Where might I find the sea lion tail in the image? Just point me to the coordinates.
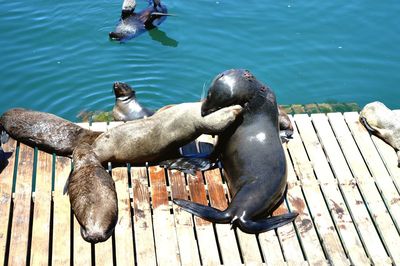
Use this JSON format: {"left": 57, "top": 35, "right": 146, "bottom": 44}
{"left": 235, "top": 212, "right": 299, "bottom": 234}
{"left": 173, "top": 199, "right": 232, "bottom": 223}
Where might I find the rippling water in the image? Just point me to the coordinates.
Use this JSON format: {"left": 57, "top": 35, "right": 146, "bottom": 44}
{"left": 1, "top": 0, "right": 399, "bottom": 121}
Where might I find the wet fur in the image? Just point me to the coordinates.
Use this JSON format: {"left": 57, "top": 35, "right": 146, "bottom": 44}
{"left": 171, "top": 69, "right": 298, "bottom": 233}
{"left": 69, "top": 144, "right": 118, "bottom": 243}
{"left": 0, "top": 108, "right": 101, "bottom": 156}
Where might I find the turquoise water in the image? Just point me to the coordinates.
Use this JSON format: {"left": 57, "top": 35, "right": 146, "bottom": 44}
{"left": 1, "top": 0, "right": 399, "bottom": 121}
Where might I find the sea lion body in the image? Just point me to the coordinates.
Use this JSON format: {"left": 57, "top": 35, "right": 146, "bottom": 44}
{"left": 69, "top": 144, "right": 118, "bottom": 243}
{"left": 93, "top": 102, "right": 243, "bottom": 165}
{"left": 109, "top": 1, "right": 168, "bottom": 42}
{"left": 360, "top": 101, "right": 400, "bottom": 166}
{"left": 172, "top": 69, "right": 298, "bottom": 234}
{"left": 112, "top": 81, "right": 154, "bottom": 121}
{"left": 0, "top": 108, "right": 101, "bottom": 156}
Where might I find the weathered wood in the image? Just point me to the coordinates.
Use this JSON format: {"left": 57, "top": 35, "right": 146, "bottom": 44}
{"left": 52, "top": 156, "right": 71, "bottom": 265}
{"left": 73, "top": 216, "right": 92, "bottom": 265}
{"left": 168, "top": 170, "right": 201, "bottom": 266}
{"left": 288, "top": 116, "right": 348, "bottom": 265}
{"left": 148, "top": 166, "right": 181, "bottom": 266}
{"left": 283, "top": 144, "right": 328, "bottom": 266}
{"left": 186, "top": 172, "right": 221, "bottom": 266}
{"left": 131, "top": 167, "right": 157, "bottom": 265}
{"left": 344, "top": 112, "right": 400, "bottom": 231}
{"left": 8, "top": 144, "right": 34, "bottom": 265}
{"left": 203, "top": 169, "right": 242, "bottom": 265}
{"left": 30, "top": 150, "right": 53, "bottom": 265}
{"left": 0, "top": 138, "right": 17, "bottom": 262}
{"left": 296, "top": 114, "right": 369, "bottom": 265}
{"left": 318, "top": 113, "right": 391, "bottom": 265}
{"left": 330, "top": 112, "right": 399, "bottom": 264}
{"left": 112, "top": 167, "right": 135, "bottom": 266}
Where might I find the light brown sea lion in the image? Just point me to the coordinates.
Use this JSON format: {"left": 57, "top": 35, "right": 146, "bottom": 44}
{"left": 92, "top": 102, "right": 243, "bottom": 165}
{"left": 360, "top": 101, "right": 400, "bottom": 167}
{"left": 0, "top": 108, "right": 101, "bottom": 157}
{"left": 69, "top": 143, "right": 118, "bottom": 243}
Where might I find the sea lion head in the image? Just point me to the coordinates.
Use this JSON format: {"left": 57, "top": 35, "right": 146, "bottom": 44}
{"left": 201, "top": 69, "right": 269, "bottom": 116}
{"left": 113, "top": 81, "right": 136, "bottom": 99}
{"left": 359, "top": 101, "right": 395, "bottom": 135}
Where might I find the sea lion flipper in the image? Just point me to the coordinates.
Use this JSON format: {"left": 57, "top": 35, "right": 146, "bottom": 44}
{"left": 1, "top": 129, "right": 9, "bottom": 144}
{"left": 173, "top": 199, "right": 231, "bottom": 223}
{"left": 238, "top": 212, "right": 299, "bottom": 234}
{"left": 160, "top": 157, "right": 217, "bottom": 175}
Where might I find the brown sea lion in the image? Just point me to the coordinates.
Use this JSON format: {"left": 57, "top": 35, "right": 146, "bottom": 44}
{"left": 0, "top": 108, "right": 101, "bottom": 157}
{"left": 69, "top": 143, "right": 118, "bottom": 243}
{"left": 92, "top": 102, "right": 243, "bottom": 165}
{"left": 360, "top": 101, "right": 400, "bottom": 167}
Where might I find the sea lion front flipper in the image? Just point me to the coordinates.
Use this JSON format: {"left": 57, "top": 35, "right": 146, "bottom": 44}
{"left": 1, "top": 130, "right": 9, "bottom": 144}
{"left": 237, "top": 212, "right": 298, "bottom": 234}
{"left": 160, "top": 157, "right": 217, "bottom": 175}
{"left": 397, "top": 150, "right": 400, "bottom": 167}
{"left": 173, "top": 199, "right": 231, "bottom": 223}
{"left": 360, "top": 117, "right": 377, "bottom": 133}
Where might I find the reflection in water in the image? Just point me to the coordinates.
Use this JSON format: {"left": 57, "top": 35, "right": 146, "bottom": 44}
{"left": 148, "top": 27, "right": 178, "bottom": 47}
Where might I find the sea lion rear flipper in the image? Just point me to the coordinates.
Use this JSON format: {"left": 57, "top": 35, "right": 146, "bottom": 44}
{"left": 238, "top": 212, "right": 298, "bottom": 234}
{"left": 160, "top": 157, "right": 217, "bottom": 175}
{"left": 173, "top": 199, "right": 231, "bottom": 223}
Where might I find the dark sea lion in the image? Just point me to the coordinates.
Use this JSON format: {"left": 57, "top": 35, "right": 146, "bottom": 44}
{"left": 0, "top": 108, "right": 102, "bottom": 157}
{"left": 112, "top": 81, "right": 154, "bottom": 121}
{"left": 69, "top": 143, "right": 118, "bottom": 243}
{"left": 109, "top": 0, "right": 170, "bottom": 42}
{"left": 360, "top": 101, "right": 400, "bottom": 167}
{"left": 92, "top": 102, "right": 243, "bottom": 165}
{"left": 170, "top": 69, "right": 298, "bottom": 234}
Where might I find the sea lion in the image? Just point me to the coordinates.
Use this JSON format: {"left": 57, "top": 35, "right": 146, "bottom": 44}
{"left": 360, "top": 101, "right": 400, "bottom": 167}
{"left": 92, "top": 102, "right": 243, "bottom": 165}
{"left": 168, "top": 69, "right": 298, "bottom": 234}
{"left": 112, "top": 81, "right": 154, "bottom": 121}
{"left": 69, "top": 143, "right": 118, "bottom": 243}
{"left": 0, "top": 108, "right": 102, "bottom": 157}
{"left": 109, "top": 0, "right": 170, "bottom": 42}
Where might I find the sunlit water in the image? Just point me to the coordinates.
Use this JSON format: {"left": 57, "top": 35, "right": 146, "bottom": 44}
{"left": 1, "top": 0, "right": 399, "bottom": 121}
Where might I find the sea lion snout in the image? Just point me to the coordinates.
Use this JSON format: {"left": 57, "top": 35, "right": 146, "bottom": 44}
{"left": 80, "top": 225, "right": 113, "bottom": 244}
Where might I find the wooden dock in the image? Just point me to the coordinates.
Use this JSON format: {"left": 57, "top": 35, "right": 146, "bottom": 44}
{"left": 1, "top": 111, "right": 400, "bottom": 265}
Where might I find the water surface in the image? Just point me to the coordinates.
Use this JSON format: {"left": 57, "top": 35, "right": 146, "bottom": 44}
{"left": 1, "top": 0, "right": 399, "bottom": 121}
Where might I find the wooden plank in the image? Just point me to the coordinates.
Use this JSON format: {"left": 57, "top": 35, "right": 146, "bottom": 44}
{"left": 73, "top": 216, "right": 92, "bottom": 265}
{"left": 371, "top": 134, "right": 400, "bottom": 192}
{"left": 203, "top": 169, "right": 242, "bottom": 265}
{"left": 168, "top": 170, "right": 201, "bottom": 266}
{"left": 112, "top": 167, "right": 135, "bottom": 266}
{"left": 131, "top": 167, "right": 156, "bottom": 265}
{"left": 0, "top": 138, "right": 17, "bottom": 262}
{"left": 52, "top": 156, "right": 71, "bottom": 265}
{"left": 8, "top": 144, "right": 34, "bottom": 265}
{"left": 283, "top": 144, "right": 327, "bottom": 265}
{"left": 343, "top": 113, "right": 400, "bottom": 230}
{"left": 316, "top": 113, "right": 392, "bottom": 265}
{"left": 329, "top": 112, "right": 400, "bottom": 264}
{"left": 296, "top": 114, "right": 369, "bottom": 265}
{"left": 258, "top": 229, "right": 285, "bottom": 265}
{"left": 148, "top": 166, "right": 181, "bottom": 266}
{"left": 186, "top": 172, "right": 221, "bottom": 266}
{"left": 30, "top": 150, "right": 52, "bottom": 265}
{"left": 287, "top": 116, "right": 348, "bottom": 265}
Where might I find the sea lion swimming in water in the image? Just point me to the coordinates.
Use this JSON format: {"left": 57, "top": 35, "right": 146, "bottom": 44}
{"left": 165, "top": 69, "right": 298, "bottom": 234}
{"left": 0, "top": 108, "right": 102, "bottom": 157}
{"left": 109, "top": 0, "right": 170, "bottom": 42}
{"left": 69, "top": 143, "right": 118, "bottom": 243}
{"left": 360, "top": 101, "right": 400, "bottom": 167}
{"left": 112, "top": 81, "right": 154, "bottom": 121}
